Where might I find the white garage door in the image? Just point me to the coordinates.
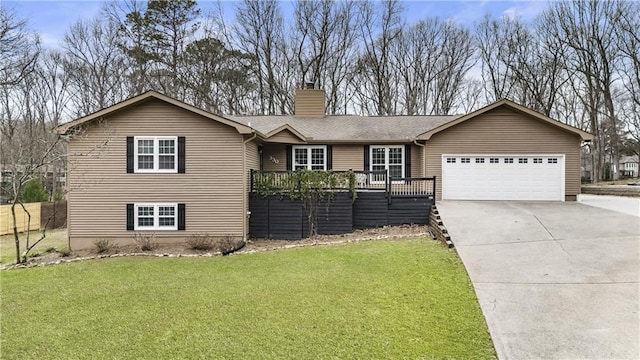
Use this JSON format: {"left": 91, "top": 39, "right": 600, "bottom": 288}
{"left": 442, "top": 155, "right": 565, "bottom": 201}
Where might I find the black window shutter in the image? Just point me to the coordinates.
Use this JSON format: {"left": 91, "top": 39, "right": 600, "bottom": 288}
{"left": 126, "top": 137, "right": 134, "bottom": 173}
{"left": 405, "top": 144, "right": 412, "bottom": 178}
{"left": 364, "top": 145, "right": 370, "bottom": 171}
{"left": 178, "top": 136, "right": 186, "bottom": 173}
{"left": 326, "top": 145, "right": 333, "bottom": 170}
{"left": 286, "top": 145, "right": 292, "bottom": 170}
{"left": 178, "top": 203, "right": 186, "bottom": 230}
{"left": 126, "top": 204, "right": 134, "bottom": 230}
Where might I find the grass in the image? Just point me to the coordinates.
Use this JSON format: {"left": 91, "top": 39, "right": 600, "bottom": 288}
{"left": 0, "top": 229, "right": 68, "bottom": 264}
{"left": 0, "top": 238, "right": 495, "bottom": 359}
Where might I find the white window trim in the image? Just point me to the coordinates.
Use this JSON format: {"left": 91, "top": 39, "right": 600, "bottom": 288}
{"left": 291, "top": 145, "right": 327, "bottom": 171}
{"left": 134, "top": 136, "right": 178, "bottom": 173}
{"left": 134, "top": 203, "right": 178, "bottom": 231}
{"left": 370, "top": 145, "right": 405, "bottom": 183}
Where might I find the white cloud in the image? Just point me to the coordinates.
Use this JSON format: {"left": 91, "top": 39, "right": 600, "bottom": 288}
{"left": 502, "top": 1, "right": 550, "bottom": 21}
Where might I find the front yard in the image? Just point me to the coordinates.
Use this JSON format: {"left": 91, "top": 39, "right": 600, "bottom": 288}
{"left": 0, "top": 229, "right": 68, "bottom": 264}
{"left": 1, "top": 238, "right": 495, "bottom": 359}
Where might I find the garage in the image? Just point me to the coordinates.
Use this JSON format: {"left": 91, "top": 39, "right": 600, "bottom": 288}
{"left": 418, "top": 100, "right": 594, "bottom": 201}
{"left": 442, "top": 155, "right": 565, "bottom": 201}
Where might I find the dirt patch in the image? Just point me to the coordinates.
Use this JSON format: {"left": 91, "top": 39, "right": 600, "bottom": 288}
{"left": 242, "top": 224, "right": 429, "bottom": 253}
{"left": 3, "top": 225, "right": 430, "bottom": 269}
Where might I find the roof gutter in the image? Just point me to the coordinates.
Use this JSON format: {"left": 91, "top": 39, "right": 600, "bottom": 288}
{"left": 243, "top": 131, "right": 258, "bottom": 145}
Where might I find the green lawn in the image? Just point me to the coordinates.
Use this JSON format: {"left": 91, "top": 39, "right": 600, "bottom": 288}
{"left": 1, "top": 238, "right": 495, "bottom": 359}
{"left": 0, "top": 229, "right": 68, "bottom": 265}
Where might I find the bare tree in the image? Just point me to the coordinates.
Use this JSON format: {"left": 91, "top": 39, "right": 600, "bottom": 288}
{"left": 391, "top": 18, "right": 443, "bottom": 115}
{"left": 182, "top": 37, "right": 254, "bottom": 114}
{"left": 541, "top": 0, "right": 626, "bottom": 181}
{"left": 354, "top": 0, "right": 403, "bottom": 115}
{"left": 0, "top": 7, "right": 40, "bottom": 86}
{"left": 454, "top": 78, "right": 486, "bottom": 114}
{"left": 476, "top": 14, "right": 570, "bottom": 116}
{"left": 616, "top": 3, "right": 640, "bottom": 167}
{"left": 0, "top": 41, "right": 67, "bottom": 263}
{"left": 475, "top": 14, "right": 518, "bottom": 102}
{"left": 430, "top": 21, "right": 475, "bottom": 115}
{"left": 292, "top": 0, "right": 361, "bottom": 114}
{"left": 235, "top": 0, "right": 289, "bottom": 114}
{"left": 62, "top": 17, "right": 128, "bottom": 116}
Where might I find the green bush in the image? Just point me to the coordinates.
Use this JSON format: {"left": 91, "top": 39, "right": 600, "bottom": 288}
{"left": 20, "top": 179, "right": 49, "bottom": 203}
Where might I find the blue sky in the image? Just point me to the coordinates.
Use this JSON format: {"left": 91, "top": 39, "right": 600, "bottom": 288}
{"left": 3, "top": 0, "right": 550, "bottom": 49}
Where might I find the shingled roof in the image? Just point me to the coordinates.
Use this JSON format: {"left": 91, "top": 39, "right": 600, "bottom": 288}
{"left": 227, "top": 114, "right": 460, "bottom": 143}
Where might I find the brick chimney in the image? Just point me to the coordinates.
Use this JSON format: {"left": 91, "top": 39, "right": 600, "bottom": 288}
{"left": 294, "top": 83, "right": 325, "bottom": 118}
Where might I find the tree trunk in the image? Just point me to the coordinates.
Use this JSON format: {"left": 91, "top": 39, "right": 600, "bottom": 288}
{"left": 11, "top": 202, "right": 21, "bottom": 264}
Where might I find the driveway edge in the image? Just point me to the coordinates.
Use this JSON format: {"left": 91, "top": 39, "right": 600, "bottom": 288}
{"left": 429, "top": 205, "right": 454, "bottom": 248}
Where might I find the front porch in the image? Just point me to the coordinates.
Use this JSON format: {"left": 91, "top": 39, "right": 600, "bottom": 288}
{"left": 250, "top": 170, "right": 437, "bottom": 199}
{"left": 248, "top": 170, "right": 436, "bottom": 239}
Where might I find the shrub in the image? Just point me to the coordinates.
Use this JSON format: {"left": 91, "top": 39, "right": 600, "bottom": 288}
{"left": 93, "top": 239, "right": 116, "bottom": 254}
{"left": 20, "top": 179, "right": 49, "bottom": 203}
{"left": 217, "top": 235, "right": 243, "bottom": 255}
{"left": 185, "top": 234, "right": 245, "bottom": 253}
{"left": 133, "top": 232, "right": 156, "bottom": 251}
{"left": 185, "top": 234, "right": 214, "bottom": 251}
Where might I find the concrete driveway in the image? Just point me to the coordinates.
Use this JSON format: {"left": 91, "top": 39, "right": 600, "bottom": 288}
{"left": 436, "top": 201, "right": 640, "bottom": 360}
{"left": 578, "top": 194, "right": 640, "bottom": 217}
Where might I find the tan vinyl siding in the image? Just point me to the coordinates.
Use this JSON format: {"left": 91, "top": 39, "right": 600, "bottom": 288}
{"left": 333, "top": 145, "right": 363, "bottom": 171}
{"left": 294, "top": 89, "right": 325, "bottom": 117}
{"left": 411, "top": 144, "right": 424, "bottom": 177}
{"left": 258, "top": 144, "right": 416, "bottom": 173}
{"left": 67, "top": 99, "right": 245, "bottom": 249}
{"left": 267, "top": 130, "right": 304, "bottom": 144}
{"left": 425, "top": 107, "right": 582, "bottom": 200}
{"left": 331, "top": 144, "right": 417, "bottom": 174}
{"left": 262, "top": 144, "right": 287, "bottom": 171}
{"left": 246, "top": 140, "right": 260, "bottom": 173}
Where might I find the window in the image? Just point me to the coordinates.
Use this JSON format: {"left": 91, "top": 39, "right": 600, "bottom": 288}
{"left": 533, "top": 158, "right": 543, "bottom": 164}
{"left": 291, "top": 145, "right": 326, "bottom": 170}
{"left": 475, "top": 158, "right": 485, "bottom": 164}
{"left": 504, "top": 158, "right": 514, "bottom": 164}
{"left": 490, "top": 158, "right": 499, "bottom": 164}
{"left": 461, "top": 157, "right": 471, "bottom": 163}
{"left": 134, "top": 204, "right": 177, "bottom": 230}
{"left": 548, "top": 158, "right": 558, "bottom": 164}
{"left": 446, "top": 157, "right": 456, "bottom": 163}
{"left": 371, "top": 146, "right": 404, "bottom": 179}
{"left": 518, "top": 158, "right": 528, "bottom": 164}
{"left": 134, "top": 136, "right": 177, "bottom": 172}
